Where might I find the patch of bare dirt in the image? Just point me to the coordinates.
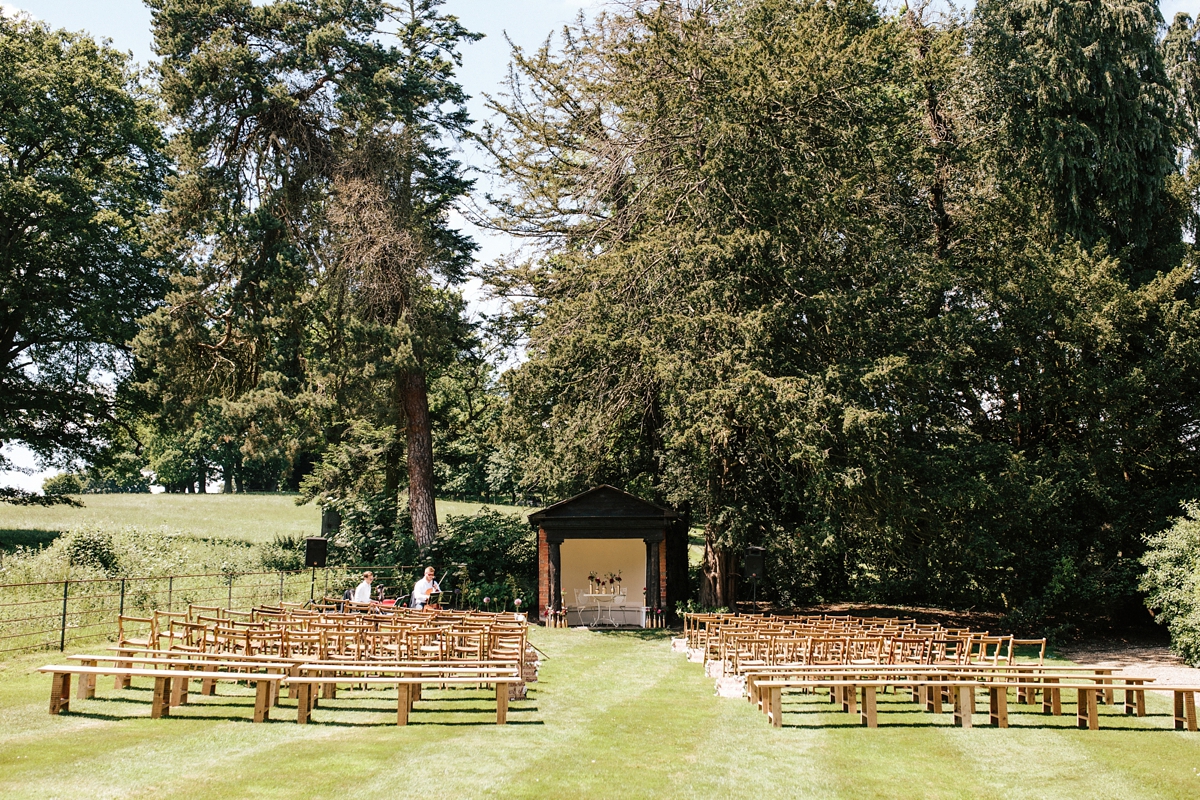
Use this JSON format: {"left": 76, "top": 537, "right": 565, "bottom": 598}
{"left": 1058, "top": 639, "right": 1200, "bottom": 687}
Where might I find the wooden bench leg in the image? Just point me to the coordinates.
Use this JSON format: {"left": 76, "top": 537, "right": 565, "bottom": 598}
{"left": 253, "top": 679, "right": 271, "bottom": 723}
{"left": 170, "top": 669, "right": 185, "bottom": 707}
{"left": 201, "top": 664, "right": 217, "bottom": 696}
{"left": 929, "top": 684, "right": 943, "bottom": 714}
{"left": 845, "top": 685, "right": 857, "bottom": 715}
{"left": 989, "top": 687, "right": 1008, "bottom": 728}
{"left": 860, "top": 685, "right": 877, "bottom": 728}
{"left": 152, "top": 677, "right": 172, "bottom": 719}
{"left": 496, "top": 682, "right": 508, "bottom": 725}
{"left": 397, "top": 684, "right": 409, "bottom": 726}
{"left": 1042, "top": 680, "right": 1061, "bottom": 715}
{"left": 1175, "top": 691, "right": 1198, "bottom": 732}
{"left": 297, "top": 684, "right": 311, "bottom": 724}
{"left": 954, "top": 687, "right": 973, "bottom": 729}
{"left": 770, "top": 686, "right": 782, "bottom": 728}
{"left": 49, "top": 672, "right": 71, "bottom": 715}
{"left": 76, "top": 661, "right": 96, "bottom": 700}
{"left": 1076, "top": 688, "right": 1098, "bottom": 730}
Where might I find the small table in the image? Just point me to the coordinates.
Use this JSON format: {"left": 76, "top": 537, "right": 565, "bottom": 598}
{"left": 581, "top": 593, "right": 620, "bottom": 627}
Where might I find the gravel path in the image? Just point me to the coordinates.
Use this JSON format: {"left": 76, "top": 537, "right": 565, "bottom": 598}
{"left": 1059, "top": 639, "right": 1200, "bottom": 687}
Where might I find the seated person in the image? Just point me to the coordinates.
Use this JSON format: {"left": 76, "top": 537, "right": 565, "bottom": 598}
{"left": 411, "top": 566, "right": 440, "bottom": 609}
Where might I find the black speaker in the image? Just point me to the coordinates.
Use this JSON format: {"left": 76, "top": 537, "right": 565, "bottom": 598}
{"left": 321, "top": 507, "right": 341, "bottom": 537}
{"left": 743, "top": 547, "right": 764, "bottom": 580}
{"left": 305, "top": 537, "right": 328, "bottom": 568}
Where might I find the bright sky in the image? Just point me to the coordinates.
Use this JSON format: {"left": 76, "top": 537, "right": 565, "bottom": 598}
{"left": 1, "top": 0, "right": 1198, "bottom": 490}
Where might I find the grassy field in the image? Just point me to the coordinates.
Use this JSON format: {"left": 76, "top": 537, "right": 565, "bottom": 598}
{"left": 0, "top": 494, "right": 533, "bottom": 548}
{"left": 1, "top": 628, "right": 1198, "bottom": 799}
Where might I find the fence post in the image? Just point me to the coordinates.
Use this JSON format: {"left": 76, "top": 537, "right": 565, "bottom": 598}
{"left": 279, "top": 572, "right": 284, "bottom": 603}
{"left": 168, "top": 576, "right": 173, "bottom": 611}
{"left": 227, "top": 575, "right": 233, "bottom": 610}
{"left": 59, "top": 579, "right": 69, "bottom": 651}
{"left": 119, "top": 578, "right": 125, "bottom": 617}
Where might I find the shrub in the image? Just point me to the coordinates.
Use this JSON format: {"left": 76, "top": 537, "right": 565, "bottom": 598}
{"left": 83, "top": 452, "right": 151, "bottom": 493}
{"left": 43, "top": 472, "right": 84, "bottom": 495}
{"left": 1141, "top": 502, "right": 1200, "bottom": 666}
{"left": 325, "top": 493, "right": 419, "bottom": 566}
{"left": 259, "top": 533, "right": 306, "bottom": 572}
{"left": 63, "top": 529, "right": 119, "bottom": 575}
{"left": 425, "top": 509, "right": 535, "bottom": 609}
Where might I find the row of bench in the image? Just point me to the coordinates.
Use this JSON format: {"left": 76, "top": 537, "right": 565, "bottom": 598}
{"left": 42, "top": 651, "right": 522, "bottom": 724}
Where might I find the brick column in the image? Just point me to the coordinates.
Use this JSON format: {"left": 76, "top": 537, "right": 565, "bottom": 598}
{"left": 537, "top": 528, "right": 549, "bottom": 621}
{"left": 658, "top": 538, "right": 667, "bottom": 611}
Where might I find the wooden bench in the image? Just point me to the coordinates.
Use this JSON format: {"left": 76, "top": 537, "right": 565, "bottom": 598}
{"left": 1147, "top": 686, "right": 1200, "bottom": 732}
{"left": 754, "top": 675, "right": 1158, "bottom": 730}
{"left": 66, "top": 654, "right": 293, "bottom": 707}
{"left": 744, "top": 664, "right": 1129, "bottom": 712}
{"left": 286, "top": 664, "right": 522, "bottom": 725}
{"left": 40, "top": 665, "right": 285, "bottom": 722}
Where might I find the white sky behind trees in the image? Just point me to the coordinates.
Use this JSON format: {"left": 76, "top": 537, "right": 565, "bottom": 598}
{"left": 1, "top": 0, "right": 1197, "bottom": 489}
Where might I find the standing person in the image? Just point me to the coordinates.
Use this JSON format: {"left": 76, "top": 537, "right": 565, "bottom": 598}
{"left": 353, "top": 571, "right": 374, "bottom": 605}
{"left": 411, "top": 567, "right": 440, "bottom": 609}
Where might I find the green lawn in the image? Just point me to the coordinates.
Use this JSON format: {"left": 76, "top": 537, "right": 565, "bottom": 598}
{"left": 0, "top": 629, "right": 1198, "bottom": 799}
{"left": 0, "top": 494, "right": 533, "bottom": 548}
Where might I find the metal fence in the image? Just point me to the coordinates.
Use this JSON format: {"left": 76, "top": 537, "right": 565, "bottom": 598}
{"left": 0, "top": 564, "right": 435, "bottom": 659}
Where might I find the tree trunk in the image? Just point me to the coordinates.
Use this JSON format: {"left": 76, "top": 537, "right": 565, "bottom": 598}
{"left": 699, "top": 525, "right": 736, "bottom": 609}
{"left": 223, "top": 464, "right": 234, "bottom": 494}
{"left": 401, "top": 367, "right": 438, "bottom": 549}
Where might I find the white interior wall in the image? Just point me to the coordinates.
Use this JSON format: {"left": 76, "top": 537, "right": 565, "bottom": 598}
{"left": 559, "top": 537, "right": 646, "bottom": 608}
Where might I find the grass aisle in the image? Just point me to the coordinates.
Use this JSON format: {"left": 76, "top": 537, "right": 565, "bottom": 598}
{"left": 0, "top": 630, "right": 1198, "bottom": 798}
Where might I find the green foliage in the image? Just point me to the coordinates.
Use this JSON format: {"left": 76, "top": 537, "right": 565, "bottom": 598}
{"left": 83, "top": 447, "right": 151, "bottom": 493}
{"left": 43, "top": 473, "right": 83, "bottom": 496}
{"left": 63, "top": 529, "right": 119, "bottom": 575}
{"left": 972, "top": 0, "right": 1178, "bottom": 268}
{"left": 258, "top": 533, "right": 306, "bottom": 572}
{"left": 136, "top": 0, "right": 483, "bottom": 547}
{"left": 1141, "top": 502, "right": 1200, "bottom": 666}
{"left": 0, "top": 15, "right": 167, "bottom": 467}
{"left": 0, "top": 524, "right": 258, "bottom": 585}
{"left": 326, "top": 493, "right": 420, "bottom": 567}
{"left": 425, "top": 509, "right": 535, "bottom": 609}
{"left": 0, "top": 487, "right": 82, "bottom": 507}
{"left": 484, "top": 0, "right": 1200, "bottom": 624}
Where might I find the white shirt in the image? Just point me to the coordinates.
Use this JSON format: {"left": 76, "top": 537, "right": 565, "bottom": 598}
{"left": 411, "top": 577, "right": 438, "bottom": 608}
{"left": 353, "top": 581, "right": 372, "bottom": 603}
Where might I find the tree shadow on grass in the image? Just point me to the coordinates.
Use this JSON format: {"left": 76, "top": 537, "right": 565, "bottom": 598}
{"left": 0, "top": 529, "right": 62, "bottom": 551}
{"left": 589, "top": 628, "right": 675, "bottom": 641}
{"left": 58, "top": 710, "right": 266, "bottom": 723}
{"left": 409, "top": 719, "right": 545, "bottom": 726}
{"left": 303, "top": 718, "right": 544, "bottom": 727}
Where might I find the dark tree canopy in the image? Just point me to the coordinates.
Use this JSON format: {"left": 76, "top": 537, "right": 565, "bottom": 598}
{"left": 484, "top": 0, "right": 1200, "bottom": 622}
